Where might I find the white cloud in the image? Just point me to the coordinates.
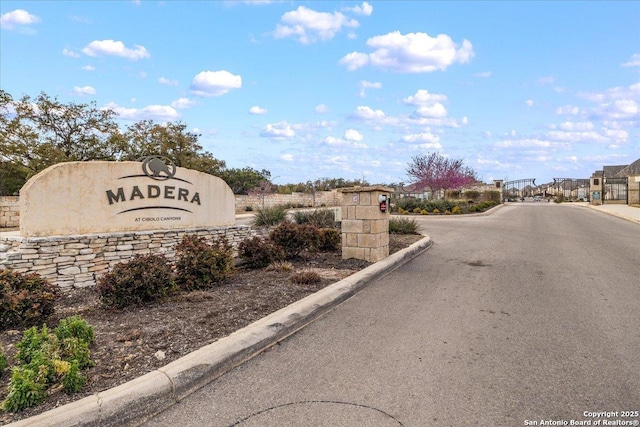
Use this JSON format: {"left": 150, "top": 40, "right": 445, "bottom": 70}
{"left": 358, "top": 80, "right": 381, "bottom": 97}
{"left": 81, "top": 65, "right": 95, "bottom": 71}
{"left": 171, "top": 98, "right": 196, "bottom": 109}
{"left": 281, "top": 154, "right": 294, "bottom": 162}
{"left": 339, "top": 52, "right": 369, "bottom": 71}
{"left": 1, "top": 9, "right": 40, "bottom": 29}
{"left": 495, "top": 139, "right": 551, "bottom": 148}
{"left": 274, "top": 6, "right": 359, "bottom": 44}
{"left": 190, "top": 70, "right": 242, "bottom": 97}
{"left": 343, "top": 2, "right": 373, "bottom": 16}
{"left": 598, "top": 99, "right": 639, "bottom": 121}
{"left": 324, "top": 135, "right": 368, "bottom": 149}
{"left": 249, "top": 105, "right": 268, "bottom": 115}
{"left": 260, "top": 121, "right": 295, "bottom": 139}
{"left": 413, "top": 103, "right": 447, "bottom": 118}
{"left": 401, "top": 132, "right": 441, "bottom": 147}
{"left": 158, "top": 77, "right": 178, "bottom": 86}
{"left": 104, "top": 102, "right": 179, "bottom": 121}
{"left": 339, "top": 31, "right": 474, "bottom": 73}
{"left": 343, "top": 129, "right": 363, "bottom": 141}
{"left": 559, "top": 121, "right": 594, "bottom": 131}
{"left": 526, "top": 99, "right": 534, "bottom": 107}
{"left": 537, "top": 76, "right": 555, "bottom": 85}
{"left": 69, "top": 15, "right": 91, "bottom": 24}
{"left": 556, "top": 105, "right": 580, "bottom": 115}
{"left": 62, "top": 48, "right": 80, "bottom": 58}
{"left": 403, "top": 89, "right": 448, "bottom": 106}
{"left": 351, "top": 105, "right": 385, "bottom": 120}
{"left": 621, "top": 53, "right": 640, "bottom": 67}
{"left": 82, "top": 40, "right": 150, "bottom": 60}
{"left": 72, "top": 86, "right": 96, "bottom": 96}
{"left": 544, "top": 130, "right": 608, "bottom": 143}
{"left": 315, "top": 104, "right": 330, "bottom": 113}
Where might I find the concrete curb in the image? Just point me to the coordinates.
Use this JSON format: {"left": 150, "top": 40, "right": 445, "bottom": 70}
{"left": 6, "top": 235, "right": 433, "bottom": 427}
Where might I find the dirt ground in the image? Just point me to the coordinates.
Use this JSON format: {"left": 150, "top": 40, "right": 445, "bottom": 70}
{"left": 0, "top": 234, "right": 422, "bottom": 424}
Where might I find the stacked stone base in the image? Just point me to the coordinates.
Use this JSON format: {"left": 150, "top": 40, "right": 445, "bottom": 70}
{"left": 0, "top": 226, "right": 254, "bottom": 291}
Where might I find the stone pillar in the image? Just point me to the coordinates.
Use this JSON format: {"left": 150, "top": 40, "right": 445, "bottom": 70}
{"left": 590, "top": 173, "right": 603, "bottom": 206}
{"left": 339, "top": 186, "right": 393, "bottom": 263}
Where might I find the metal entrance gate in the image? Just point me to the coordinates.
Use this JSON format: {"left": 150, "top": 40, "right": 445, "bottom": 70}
{"left": 503, "top": 179, "right": 539, "bottom": 201}
{"left": 552, "top": 178, "right": 590, "bottom": 202}
{"left": 604, "top": 177, "right": 628, "bottom": 203}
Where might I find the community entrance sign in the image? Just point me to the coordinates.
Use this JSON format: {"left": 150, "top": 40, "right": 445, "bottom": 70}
{"left": 20, "top": 158, "right": 235, "bottom": 237}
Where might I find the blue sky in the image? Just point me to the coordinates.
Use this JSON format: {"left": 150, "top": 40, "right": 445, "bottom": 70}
{"left": 1, "top": 1, "right": 639, "bottom": 186}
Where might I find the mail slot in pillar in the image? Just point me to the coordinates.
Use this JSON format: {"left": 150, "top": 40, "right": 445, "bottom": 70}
{"left": 339, "top": 186, "right": 393, "bottom": 263}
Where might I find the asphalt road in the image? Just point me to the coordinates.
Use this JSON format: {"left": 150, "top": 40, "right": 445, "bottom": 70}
{"left": 144, "top": 203, "right": 640, "bottom": 427}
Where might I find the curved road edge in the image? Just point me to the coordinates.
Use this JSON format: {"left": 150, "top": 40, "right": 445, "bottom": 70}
{"left": 6, "top": 235, "right": 434, "bottom": 427}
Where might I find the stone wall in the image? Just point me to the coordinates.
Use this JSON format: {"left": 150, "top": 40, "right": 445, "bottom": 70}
{"left": 0, "top": 226, "right": 254, "bottom": 291}
{"left": 235, "top": 190, "right": 340, "bottom": 213}
{"left": 0, "top": 196, "right": 19, "bottom": 228}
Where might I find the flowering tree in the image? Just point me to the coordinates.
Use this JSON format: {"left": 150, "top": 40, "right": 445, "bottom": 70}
{"left": 406, "top": 152, "right": 477, "bottom": 199}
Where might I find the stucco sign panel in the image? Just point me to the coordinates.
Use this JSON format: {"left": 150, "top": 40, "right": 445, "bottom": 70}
{"left": 20, "top": 159, "right": 235, "bottom": 237}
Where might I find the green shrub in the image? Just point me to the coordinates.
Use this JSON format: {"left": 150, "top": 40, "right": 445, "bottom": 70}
{"left": 244, "top": 205, "right": 253, "bottom": 211}
{"left": 389, "top": 218, "right": 419, "bottom": 234}
{"left": 2, "top": 316, "right": 95, "bottom": 412}
{"left": 252, "top": 205, "right": 288, "bottom": 226}
{"left": 290, "top": 270, "right": 322, "bottom": 284}
{"left": 293, "top": 209, "right": 337, "bottom": 228}
{"left": 15, "top": 325, "right": 51, "bottom": 365}
{"left": 175, "top": 235, "right": 234, "bottom": 291}
{"left": 432, "top": 208, "right": 440, "bottom": 214}
{"left": 317, "top": 228, "right": 341, "bottom": 252}
{"left": 269, "top": 222, "right": 320, "bottom": 259}
{"left": 2, "top": 366, "right": 47, "bottom": 412}
{"left": 464, "top": 190, "right": 480, "bottom": 200}
{"left": 412, "top": 207, "right": 422, "bottom": 214}
{"left": 483, "top": 190, "right": 502, "bottom": 203}
{"left": 452, "top": 206, "right": 462, "bottom": 214}
{"left": 55, "top": 315, "right": 94, "bottom": 345}
{"left": 0, "top": 270, "right": 58, "bottom": 331}
{"left": 98, "top": 254, "right": 175, "bottom": 308}
{"left": 238, "top": 236, "right": 285, "bottom": 269}
{"left": 61, "top": 360, "right": 86, "bottom": 394}
{"left": 0, "top": 345, "right": 7, "bottom": 375}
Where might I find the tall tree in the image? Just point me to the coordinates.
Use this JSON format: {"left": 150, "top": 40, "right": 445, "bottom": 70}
{"left": 120, "top": 120, "right": 226, "bottom": 175}
{"left": 220, "top": 167, "right": 271, "bottom": 195}
{"left": 406, "top": 152, "right": 477, "bottom": 199}
{"left": 0, "top": 90, "right": 124, "bottom": 179}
